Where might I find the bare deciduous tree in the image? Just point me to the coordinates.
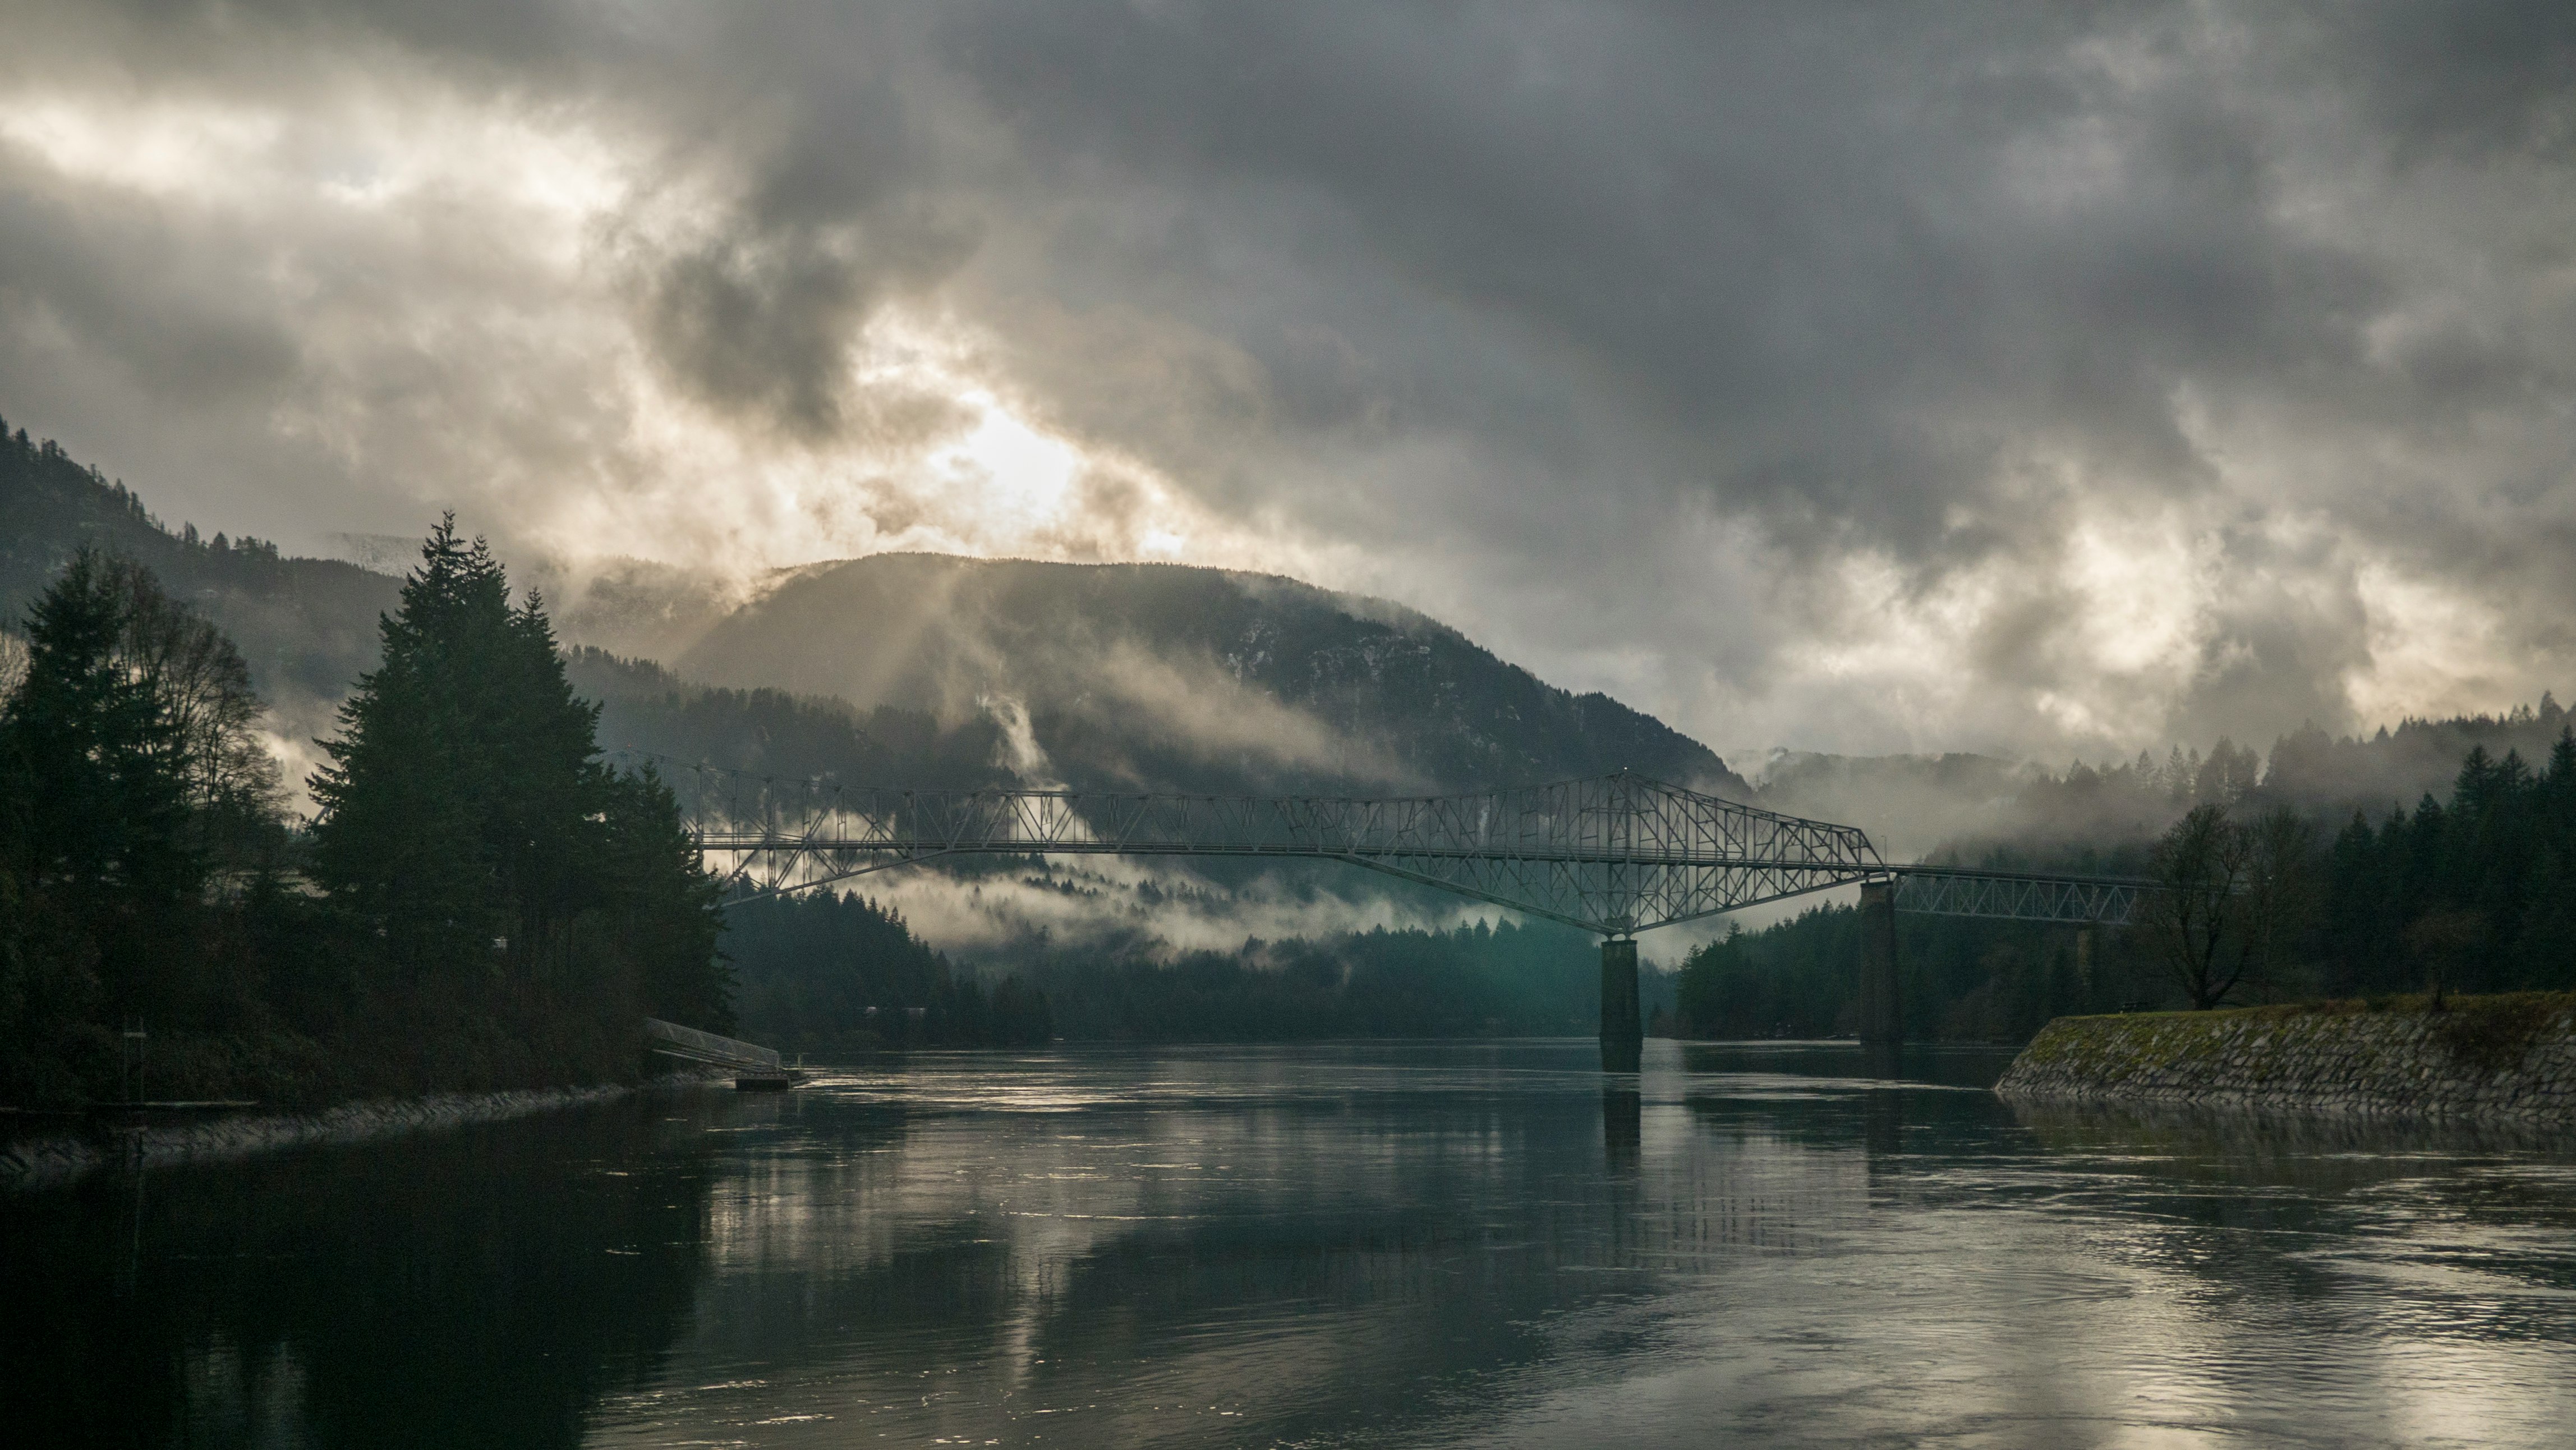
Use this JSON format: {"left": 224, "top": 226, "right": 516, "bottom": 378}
{"left": 2142, "top": 804, "right": 2317, "bottom": 1009}
{"left": 2144, "top": 804, "right": 2249, "bottom": 1009}
{"left": 103, "top": 559, "right": 277, "bottom": 816}
{"left": 2403, "top": 908, "right": 2482, "bottom": 1011}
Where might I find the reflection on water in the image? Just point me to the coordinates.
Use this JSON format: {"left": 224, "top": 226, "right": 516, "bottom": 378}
{"left": 3, "top": 1094, "right": 727, "bottom": 1447}
{"left": 10, "top": 1039, "right": 2576, "bottom": 1447}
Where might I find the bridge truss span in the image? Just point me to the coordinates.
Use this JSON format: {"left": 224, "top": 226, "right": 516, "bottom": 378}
{"left": 642, "top": 752, "right": 2164, "bottom": 1070}
{"left": 682, "top": 770, "right": 1889, "bottom": 937}
{"left": 1888, "top": 867, "right": 2151, "bottom": 927}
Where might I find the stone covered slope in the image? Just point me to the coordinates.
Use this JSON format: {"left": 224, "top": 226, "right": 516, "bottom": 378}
{"left": 0, "top": 1081, "right": 703, "bottom": 1191}
{"left": 1996, "top": 995, "right": 2576, "bottom": 1122}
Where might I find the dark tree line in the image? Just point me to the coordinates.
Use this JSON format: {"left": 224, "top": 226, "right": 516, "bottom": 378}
{"left": 1677, "top": 734, "right": 2576, "bottom": 1042}
{"left": 717, "top": 903, "right": 1643, "bottom": 1049}
{"left": 1015, "top": 919, "right": 1645, "bottom": 1042}
{"left": 723, "top": 892, "right": 1052, "bottom": 1054}
{"left": 2322, "top": 736, "right": 2576, "bottom": 998}
{"left": 1673, "top": 907, "right": 2113, "bottom": 1043}
{"left": 0, "top": 524, "right": 731, "bottom": 1107}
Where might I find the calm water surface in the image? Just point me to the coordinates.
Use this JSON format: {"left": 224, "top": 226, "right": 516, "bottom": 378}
{"left": 10, "top": 1039, "right": 2576, "bottom": 1447}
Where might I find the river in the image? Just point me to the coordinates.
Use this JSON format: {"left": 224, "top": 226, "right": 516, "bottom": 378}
{"left": 8, "top": 1039, "right": 2576, "bottom": 1447}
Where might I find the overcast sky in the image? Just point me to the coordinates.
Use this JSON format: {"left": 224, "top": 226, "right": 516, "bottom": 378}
{"left": 3, "top": 1, "right": 2572, "bottom": 765}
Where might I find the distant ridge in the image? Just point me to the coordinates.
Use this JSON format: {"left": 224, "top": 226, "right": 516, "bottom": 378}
{"left": 0, "top": 417, "right": 1744, "bottom": 804}
{"left": 0, "top": 415, "right": 398, "bottom": 736}
{"left": 671, "top": 552, "right": 1748, "bottom": 798}
{"left": 3, "top": 413, "right": 2565, "bottom": 856}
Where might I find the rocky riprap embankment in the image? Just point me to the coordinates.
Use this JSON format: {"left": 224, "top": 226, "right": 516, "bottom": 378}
{"left": 1996, "top": 993, "right": 2576, "bottom": 1122}
{"left": 0, "top": 1079, "right": 707, "bottom": 1191}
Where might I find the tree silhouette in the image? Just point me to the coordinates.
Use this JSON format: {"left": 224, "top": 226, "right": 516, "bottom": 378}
{"left": 308, "top": 516, "right": 728, "bottom": 1030}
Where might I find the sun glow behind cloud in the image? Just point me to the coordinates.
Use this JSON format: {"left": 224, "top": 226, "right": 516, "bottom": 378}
{"left": 0, "top": 71, "right": 1294, "bottom": 587}
{"left": 505, "top": 303, "right": 1294, "bottom": 582}
{"left": 4, "top": 1, "right": 2574, "bottom": 768}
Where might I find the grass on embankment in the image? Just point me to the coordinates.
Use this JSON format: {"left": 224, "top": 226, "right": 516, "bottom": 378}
{"left": 2014, "top": 991, "right": 2576, "bottom": 1080}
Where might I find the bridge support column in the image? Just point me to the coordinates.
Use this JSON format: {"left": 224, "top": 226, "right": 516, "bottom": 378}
{"left": 1600, "top": 937, "right": 1642, "bottom": 1073}
{"left": 1858, "top": 881, "right": 1901, "bottom": 1046}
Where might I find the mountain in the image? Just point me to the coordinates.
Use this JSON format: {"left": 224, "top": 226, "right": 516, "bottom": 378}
{"left": 0, "top": 417, "right": 399, "bottom": 746}
{"left": 2, "top": 417, "right": 1745, "bottom": 809}
{"left": 665, "top": 553, "right": 1746, "bottom": 798}
{"left": 12, "top": 412, "right": 2563, "bottom": 850}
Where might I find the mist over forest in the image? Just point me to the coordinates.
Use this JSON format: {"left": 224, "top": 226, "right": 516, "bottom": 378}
{"left": 8, "top": 414, "right": 2568, "bottom": 1068}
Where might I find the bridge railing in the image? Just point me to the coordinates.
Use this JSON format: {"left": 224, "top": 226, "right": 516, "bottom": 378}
{"left": 687, "top": 777, "right": 1876, "bottom": 865}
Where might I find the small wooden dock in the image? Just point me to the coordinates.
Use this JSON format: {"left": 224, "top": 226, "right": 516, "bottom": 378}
{"left": 642, "top": 1018, "right": 809, "bottom": 1091}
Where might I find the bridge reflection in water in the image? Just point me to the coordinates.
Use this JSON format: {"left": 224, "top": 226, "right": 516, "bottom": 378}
{"left": 633, "top": 758, "right": 2152, "bottom": 1072}
{"left": 21, "top": 1045, "right": 2575, "bottom": 1446}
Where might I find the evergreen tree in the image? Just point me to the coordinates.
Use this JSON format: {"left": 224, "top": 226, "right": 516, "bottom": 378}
{"left": 597, "top": 765, "right": 732, "bottom": 1029}
{"left": 308, "top": 517, "right": 730, "bottom": 1029}
{"left": 0, "top": 547, "right": 196, "bottom": 904}
{"left": 2316, "top": 726, "right": 2576, "bottom": 994}
{"left": 307, "top": 520, "right": 523, "bottom": 973}
{"left": 308, "top": 520, "right": 615, "bottom": 975}
{"left": 0, "top": 548, "right": 294, "bottom": 1098}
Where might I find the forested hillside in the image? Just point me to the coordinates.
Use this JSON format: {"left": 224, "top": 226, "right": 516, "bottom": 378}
{"left": 6, "top": 418, "right": 1746, "bottom": 806}
{"left": 670, "top": 553, "right": 1746, "bottom": 797}
{"left": 0, "top": 525, "right": 729, "bottom": 1106}
{"left": 0, "top": 415, "right": 398, "bottom": 736}
{"left": 719, "top": 898, "right": 1666, "bottom": 1048}
{"left": 12, "top": 416, "right": 2572, "bottom": 1061}
{"left": 724, "top": 892, "right": 1051, "bottom": 1055}
{"left": 1025, "top": 920, "right": 1672, "bottom": 1041}
{"left": 1682, "top": 728, "right": 2576, "bottom": 1043}
{"left": 1759, "top": 702, "right": 2576, "bottom": 866}
{"left": 570, "top": 650, "right": 1015, "bottom": 793}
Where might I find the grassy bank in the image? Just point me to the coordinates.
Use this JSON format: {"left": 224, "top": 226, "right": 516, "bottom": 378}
{"left": 1998, "top": 992, "right": 2576, "bottom": 1121}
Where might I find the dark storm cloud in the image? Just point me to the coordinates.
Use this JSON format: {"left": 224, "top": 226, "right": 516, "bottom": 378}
{"left": 605, "top": 13, "right": 991, "bottom": 442}
{"left": 0, "top": 154, "right": 301, "bottom": 403}
{"left": 3, "top": 1, "right": 2573, "bottom": 759}
{"left": 936, "top": 2, "right": 2388, "bottom": 535}
{"left": 2323, "top": 1, "right": 2576, "bottom": 159}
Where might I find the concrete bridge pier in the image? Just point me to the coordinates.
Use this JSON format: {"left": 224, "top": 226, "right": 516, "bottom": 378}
{"left": 1857, "top": 880, "right": 1902, "bottom": 1047}
{"left": 1600, "top": 937, "right": 1643, "bottom": 1073}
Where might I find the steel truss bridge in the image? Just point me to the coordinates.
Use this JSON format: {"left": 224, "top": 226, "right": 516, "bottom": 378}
{"left": 632, "top": 757, "right": 2151, "bottom": 937}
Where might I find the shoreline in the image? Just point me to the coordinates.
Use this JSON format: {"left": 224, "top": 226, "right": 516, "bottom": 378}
{"left": 1995, "top": 993, "right": 2576, "bottom": 1122}
{"left": 0, "top": 1074, "right": 723, "bottom": 1192}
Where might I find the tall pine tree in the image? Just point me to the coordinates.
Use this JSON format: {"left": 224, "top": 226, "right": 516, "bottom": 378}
{"left": 1, "top": 547, "right": 198, "bottom": 906}
{"left": 309, "top": 520, "right": 536, "bottom": 974}
{"left": 308, "top": 518, "right": 729, "bottom": 1031}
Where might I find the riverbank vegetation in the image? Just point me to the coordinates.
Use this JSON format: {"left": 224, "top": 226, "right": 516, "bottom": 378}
{"left": 724, "top": 892, "right": 1052, "bottom": 1055}
{"left": 1676, "top": 733, "right": 2576, "bottom": 1041}
{"left": 1997, "top": 991, "right": 2576, "bottom": 1119}
{"left": 1018, "top": 918, "right": 1635, "bottom": 1041}
{"left": 0, "top": 525, "right": 732, "bottom": 1108}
